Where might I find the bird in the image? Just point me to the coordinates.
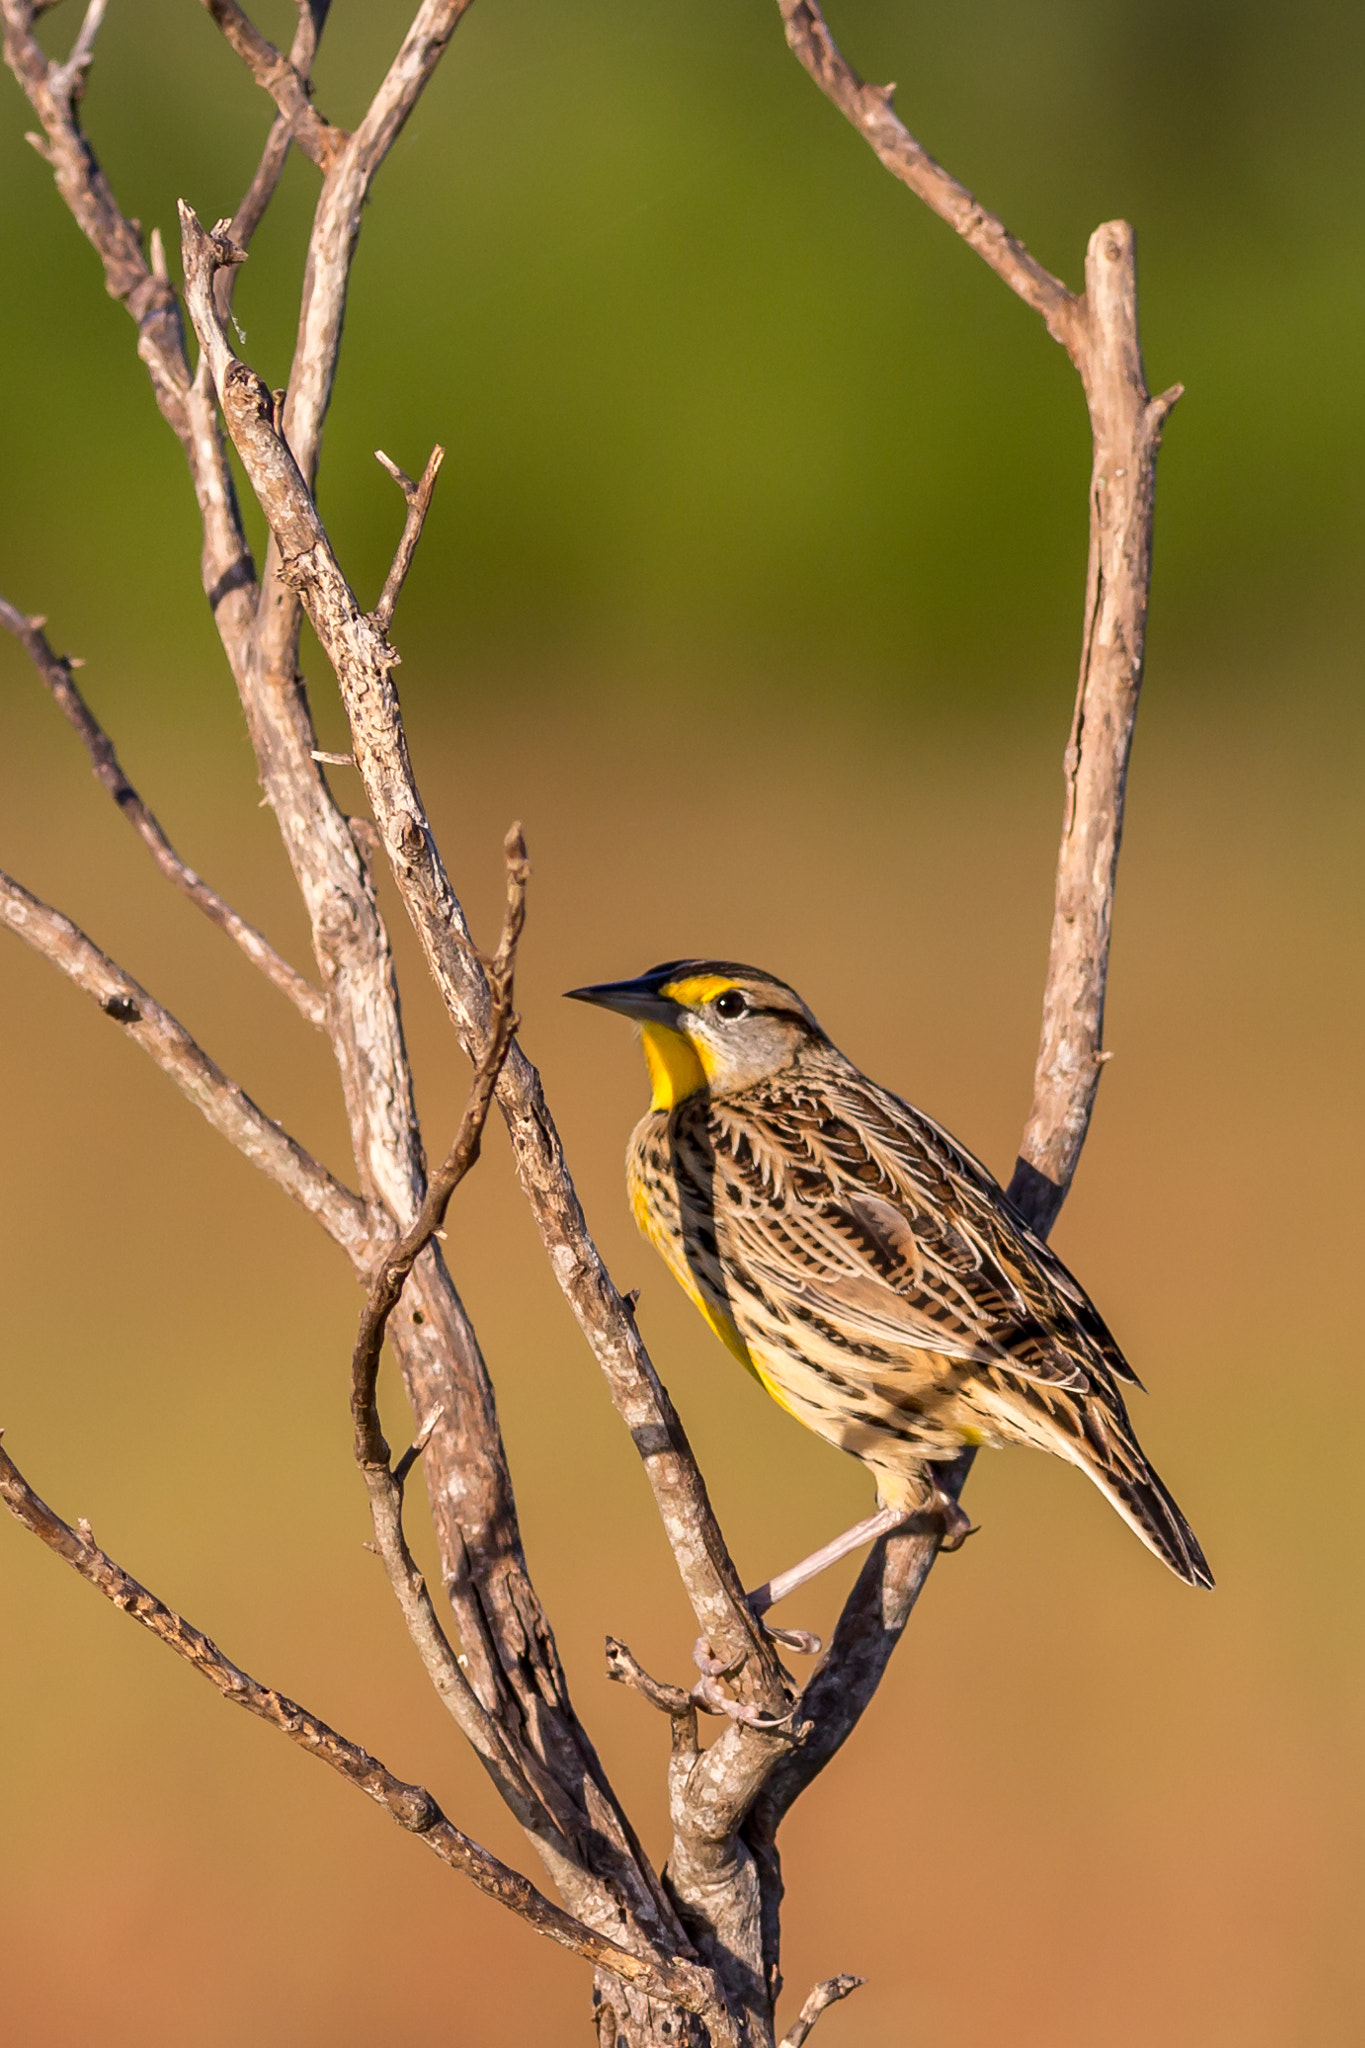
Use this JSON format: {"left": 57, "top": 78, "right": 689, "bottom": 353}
{"left": 568, "top": 959, "right": 1212, "bottom": 1611}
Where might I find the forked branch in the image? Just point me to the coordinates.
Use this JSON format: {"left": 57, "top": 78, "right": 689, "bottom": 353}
{"left": 374, "top": 445, "right": 445, "bottom": 632}
{"left": 0, "top": 595, "right": 326, "bottom": 1028}
{"left": 200, "top": 0, "right": 345, "bottom": 170}
{"left": 0, "top": 1440, "right": 722, "bottom": 2027}
{"left": 177, "top": 201, "right": 793, "bottom": 1727}
{"left": 0, "top": 867, "right": 368, "bottom": 1261}
{"left": 351, "top": 823, "right": 528, "bottom": 1470}
{"left": 777, "top": 0, "right": 1180, "bottom": 1234}
{"left": 749, "top": 0, "right": 1184, "bottom": 1867}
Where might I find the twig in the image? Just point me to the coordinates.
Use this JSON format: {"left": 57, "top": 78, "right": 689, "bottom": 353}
{"left": 351, "top": 824, "right": 527, "bottom": 1470}
{"left": 199, "top": 0, "right": 345, "bottom": 170}
{"left": 0, "top": 867, "right": 368, "bottom": 1263}
{"left": 779, "top": 1, "right": 1077, "bottom": 344}
{"left": 0, "top": 1438, "right": 723, "bottom": 2026}
{"left": 216, "top": 1, "right": 333, "bottom": 320}
{"left": 342, "top": 832, "right": 635, "bottom": 1926}
{"left": 49, "top": 0, "right": 104, "bottom": 107}
{"left": 373, "top": 445, "right": 444, "bottom": 632}
{"left": 605, "top": 1639, "right": 695, "bottom": 1722}
{"left": 779, "top": 1975, "right": 865, "bottom": 2048}
{"left": 0, "top": 595, "right": 327, "bottom": 1028}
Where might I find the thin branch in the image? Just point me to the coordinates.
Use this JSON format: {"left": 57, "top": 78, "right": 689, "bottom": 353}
{"left": 351, "top": 824, "right": 527, "bottom": 1471}
{"left": 341, "top": 830, "right": 614, "bottom": 1913}
{"left": 49, "top": 0, "right": 104, "bottom": 107}
{"left": 0, "top": 595, "right": 327, "bottom": 1028}
{"left": 373, "top": 445, "right": 444, "bottom": 633}
{"left": 199, "top": 0, "right": 345, "bottom": 171}
{"left": 0, "top": 1439, "right": 725, "bottom": 2028}
{"left": 10, "top": 1, "right": 692, "bottom": 1975}
{"left": 2, "top": 0, "right": 261, "bottom": 676}
{"left": 0, "top": 867, "right": 369, "bottom": 1263}
{"left": 605, "top": 1639, "right": 695, "bottom": 1723}
{"left": 179, "top": 203, "right": 794, "bottom": 1728}
{"left": 217, "top": 1, "right": 333, "bottom": 320}
{"left": 777, "top": 1, "right": 1078, "bottom": 350}
{"left": 775, "top": 0, "right": 1180, "bottom": 1233}
{"left": 779, "top": 1976, "right": 865, "bottom": 2048}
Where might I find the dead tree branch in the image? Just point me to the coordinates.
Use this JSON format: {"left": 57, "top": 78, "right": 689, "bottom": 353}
{"left": 200, "top": 0, "right": 344, "bottom": 170}
{"left": 374, "top": 445, "right": 445, "bottom": 633}
{"left": 218, "top": 0, "right": 332, "bottom": 319}
{"left": 778, "top": 1976, "right": 865, "bottom": 2048}
{"left": 0, "top": 866, "right": 368, "bottom": 1261}
{"left": 777, "top": 0, "right": 1180, "bottom": 1234}
{"left": 178, "top": 204, "right": 793, "bottom": 1731}
{"left": 351, "top": 825, "right": 528, "bottom": 1473}
{"left": 732, "top": 10, "right": 1182, "bottom": 2005}
{"left": 0, "top": 594, "right": 326, "bottom": 1028}
{"left": 1, "top": 3, "right": 1184, "bottom": 2037}
{"left": 0, "top": 1440, "right": 724, "bottom": 2028}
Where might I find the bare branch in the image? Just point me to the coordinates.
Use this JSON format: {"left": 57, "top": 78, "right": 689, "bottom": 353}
{"left": 9, "top": 1, "right": 703, "bottom": 1987}
{"left": 373, "top": 445, "right": 444, "bottom": 633}
{"left": 779, "top": 1976, "right": 865, "bottom": 2048}
{"left": 178, "top": 203, "right": 793, "bottom": 1727}
{"left": 0, "top": 595, "right": 326, "bottom": 1028}
{"left": 605, "top": 1639, "right": 695, "bottom": 1723}
{"left": 774, "top": 0, "right": 1180, "bottom": 1233}
{"left": 199, "top": 0, "right": 345, "bottom": 170}
{"left": 0, "top": 867, "right": 369, "bottom": 1262}
{"left": 777, "top": 1, "right": 1078, "bottom": 347}
{"left": 0, "top": 1439, "right": 724, "bottom": 2026}
{"left": 351, "top": 824, "right": 527, "bottom": 1472}
{"left": 217, "top": 1, "right": 333, "bottom": 320}
{"left": 48, "top": 0, "right": 104, "bottom": 107}
{"left": 2, "top": 0, "right": 261, "bottom": 677}
{"left": 1007, "top": 233, "right": 1181, "bottom": 1231}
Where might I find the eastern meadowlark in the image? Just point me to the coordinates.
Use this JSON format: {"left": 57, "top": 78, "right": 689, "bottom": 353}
{"left": 569, "top": 960, "right": 1212, "bottom": 1602}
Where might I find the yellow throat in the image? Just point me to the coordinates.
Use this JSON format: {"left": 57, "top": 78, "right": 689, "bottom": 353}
{"left": 638, "top": 974, "right": 739, "bottom": 1110}
{"left": 640, "top": 1022, "right": 709, "bottom": 1110}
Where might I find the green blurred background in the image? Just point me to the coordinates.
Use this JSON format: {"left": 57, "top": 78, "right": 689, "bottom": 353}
{"left": 1, "top": 3, "right": 1361, "bottom": 2043}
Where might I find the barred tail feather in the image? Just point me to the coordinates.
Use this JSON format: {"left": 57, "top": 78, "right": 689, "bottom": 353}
{"left": 1089, "top": 1455, "right": 1214, "bottom": 1589}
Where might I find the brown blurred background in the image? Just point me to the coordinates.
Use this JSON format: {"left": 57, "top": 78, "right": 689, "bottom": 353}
{"left": 2, "top": 4, "right": 1362, "bottom": 2044}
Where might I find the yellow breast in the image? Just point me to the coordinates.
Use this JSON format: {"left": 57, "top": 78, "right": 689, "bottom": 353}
{"left": 627, "top": 1129, "right": 775, "bottom": 1394}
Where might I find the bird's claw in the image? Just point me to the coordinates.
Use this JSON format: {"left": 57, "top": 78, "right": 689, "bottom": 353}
{"left": 689, "top": 1671, "right": 794, "bottom": 1730}
{"left": 692, "top": 1635, "right": 743, "bottom": 1681}
{"left": 759, "top": 1621, "right": 823, "bottom": 1656}
{"left": 690, "top": 1634, "right": 799, "bottom": 1727}
{"left": 934, "top": 1493, "right": 978, "bottom": 1553}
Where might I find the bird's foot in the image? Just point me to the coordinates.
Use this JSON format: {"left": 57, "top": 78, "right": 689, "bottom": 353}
{"left": 757, "top": 1618, "right": 823, "bottom": 1656}
{"left": 689, "top": 1637, "right": 796, "bottom": 1729}
{"left": 933, "top": 1489, "right": 978, "bottom": 1553}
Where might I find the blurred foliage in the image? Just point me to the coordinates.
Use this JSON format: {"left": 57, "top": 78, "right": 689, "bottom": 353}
{"left": 1, "top": 0, "right": 1362, "bottom": 711}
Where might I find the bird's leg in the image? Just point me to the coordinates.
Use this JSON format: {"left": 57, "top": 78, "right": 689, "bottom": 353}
{"left": 747, "top": 1503, "right": 912, "bottom": 1631}
{"left": 747, "top": 1488, "right": 976, "bottom": 1638}
{"left": 689, "top": 1491, "right": 977, "bottom": 1717}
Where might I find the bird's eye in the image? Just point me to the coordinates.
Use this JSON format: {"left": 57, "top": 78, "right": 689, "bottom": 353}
{"left": 713, "top": 989, "right": 747, "bottom": 1020}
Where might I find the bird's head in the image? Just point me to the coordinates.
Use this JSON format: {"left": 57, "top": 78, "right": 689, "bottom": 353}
{"left": 566, "top": 960, "right": 825, "bottom": 1108}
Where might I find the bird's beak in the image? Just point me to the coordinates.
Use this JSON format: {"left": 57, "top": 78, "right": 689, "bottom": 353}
{"left": 564, "top": 977, "right": 679, "bottom": 1026}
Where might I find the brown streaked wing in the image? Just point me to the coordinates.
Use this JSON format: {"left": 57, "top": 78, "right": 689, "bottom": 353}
{"left": 706, "top": 1057, "right": 1137, "bottom": 1399}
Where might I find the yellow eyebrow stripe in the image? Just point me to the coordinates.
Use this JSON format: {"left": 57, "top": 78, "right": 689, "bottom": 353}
{"left": 658, "top": 974, "right": 737, "bottom": 1007}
